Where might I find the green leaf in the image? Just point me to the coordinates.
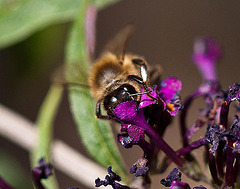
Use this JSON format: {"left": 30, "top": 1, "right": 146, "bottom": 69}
{"left": 31, "top": 84, "right": 64, "bottom": 189}
{"left": 0, "top": 148, "right": 32, "bottom": 189}
{"left": 0, "top": 0, "right": 82, "bottom": 49}
{"left": 65, "top": 0, "right": 128, "bottom": 182}
{"left": 94, "top": 0, "right": 120, "bottom": 9}
{"left": 0, "top": 0, "right": 120, "bottom": 49}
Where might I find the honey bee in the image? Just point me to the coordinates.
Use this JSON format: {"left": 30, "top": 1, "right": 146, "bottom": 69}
{"left": 88, "top": 25, "right": 162, "bottom": 119}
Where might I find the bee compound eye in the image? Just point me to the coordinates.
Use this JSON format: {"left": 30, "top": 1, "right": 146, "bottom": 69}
{"left": 103, "top": 94, "right": 119, "bottom": 112}
{"left": 120, "top": 84, "right": 137, "bottom": 94}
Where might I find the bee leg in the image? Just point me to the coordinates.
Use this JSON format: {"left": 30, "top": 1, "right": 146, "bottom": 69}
{"left": 132, "top": 58, "right": 148, "bottom": 82}
{"left": 128, "top": 75, "right": 158, "bottom": 103}
{"left": 135, "top": 100, "right": 140, "bottom": 113}
{"left": 96, "top": 99, "right": 111, "bottom": 120}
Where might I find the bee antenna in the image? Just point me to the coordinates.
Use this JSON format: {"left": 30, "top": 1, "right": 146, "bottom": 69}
{"left": 129, "top": 90, "right": 152, "bottom": 97}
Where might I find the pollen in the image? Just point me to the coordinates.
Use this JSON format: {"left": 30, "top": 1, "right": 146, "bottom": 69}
{"left": 167, "top": 104, "right": 175, "bottom": 111}
{"left": 224, "top": 100, "right": 228, "bottom": 106}
{"left": 233, "top": 142, "right": 237, "bottom": 148}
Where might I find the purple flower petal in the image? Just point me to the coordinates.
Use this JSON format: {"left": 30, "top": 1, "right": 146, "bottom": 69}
{"left": 233, "top": 141, "right": 240, "bottom": 154}
{"left": 193, "top": 186, "right": 207, "bottom": 189}
{"left": 32, "top": 158, "right": 53, "bottom": 189}
{"left": 32, "top": 158, "right": 52, "bottom": 179}
{"left": 95, "top": 166, "right": 130, "bottom": 189}
{"left": 227, "top": 83, "right": 240, "bottom": 103}
{"left": 118, "top": 124, "right": 145, "bottom": 147}
{"left": 139, "top": 86, "right": 158, "bottom": 109}
{"left": 160, "top": 77, "right": 182, "bottom": 101}
{"left": 112, "top": 101, "right": 139, "bottom": 123}
{"left": 126, "top": 124, "right": 145, "bottom": 142}
{"left": 231, "top": 115, "right": 240, "bottom": 140}
{"left": 170, "top": 181, "right": 191, "bottom": 189}
{"left": 117, "top": 133, "right": 133, "bottom": 148}
{"left": 205, "top": 123, "right": 228, "bottom": 155}
{"left": 198, "top": 80, "right": 220, "bottom": 95}
{"left": 130, "top": 157, "right": 149, "bottom": 177}
{"left": 192, "top": 37, "right": 222, "bottom": 81}
{"left": 159, "top": 77, "right": 182, "bottom": 116}
{"left": 160, "top": 168, "right": 182, "bottom": 187}
{"left": 112, "top": 96, "right": 184, "bottom": 167}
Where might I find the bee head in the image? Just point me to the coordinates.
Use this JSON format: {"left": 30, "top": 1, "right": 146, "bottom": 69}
{"left": 103, "top": 84, "right": 138, "bottom": 114}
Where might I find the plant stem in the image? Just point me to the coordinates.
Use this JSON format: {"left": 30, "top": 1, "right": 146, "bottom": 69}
{"left": 206, "top": 145, "right": 222, "bottom": 186}
{"left": 220, "top": 101, "right": 230, "bottom": 128}
{"left": 159, "top": 138, "right": 209, "bottom": 169}
{"left": 134, "top": 112, "right": 184, "bottom": 167}
{"left": 180, "top": 90, "right": 201, "bottom": 147}
{"left": 32, "top": 84, "right": 63, "bottom": 166}
{"left": 31, "top": 84, "right": 63, "bottom": 189}
{"left": 176, "top": 138, "right": 208, "bottom": 157}
{"left": 225, "top": 146, "right": 234, "bottom": 187}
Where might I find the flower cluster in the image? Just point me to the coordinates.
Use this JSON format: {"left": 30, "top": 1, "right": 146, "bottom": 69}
{"left": 112, "top": 77, "right": 184, "bottom": 172}
{"left": 26, "top": 38, "right": 239, "bottom": 188}
{"left": 93, "top": 37, "right": 240, "bottom": 188}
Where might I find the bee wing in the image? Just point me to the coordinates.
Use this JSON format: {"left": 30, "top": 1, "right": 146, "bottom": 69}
{"left": 148, "top": 64, "right": 163, "bottom": 86}
{"left": 52, "top": 64, "right": 89, "bottom": 88}
{"left": 67, "top": 63, "right": 88, "bottom": 81}
{"left": 103, "top": 24, "right": 134, "bottom": 61}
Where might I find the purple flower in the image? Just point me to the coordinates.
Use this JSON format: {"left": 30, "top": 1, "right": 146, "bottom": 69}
{"left": 159, "top": 77, "right": 182, "bottom": 116}
{"left": 230, "top": 115, "right": 240, "bottom": 154}
{"left": 192, "top": 37, "right": 221, "bottom": 81}
{"left": 139, "top": 86, "right": 159, "bottom": 109}
{"left": 32, "top": 158, "right": 53, "bottom": 189}
{"left": 95, "top": 166, "right": 130, "bottom": 189}
{"left": 205, "top": 123, "right": 228, "bottom": 155}
{"left": 112, "top": 100, "right": 141, "bottom": 123}
{"left": 170, "top": 181, "right": 191, "bottom": 189}
{"left": 220, "top": 83, "right": 240, "bottom": 127}
{"left": 206, "top": 115, "right": 240, "bottom": 155}
{"left": 230, "top": 115, "right": 240, "bottom": 139}
{"left": 112, "top": 81, "right": 182, "bottom": 124}
{"left": 197, "top": 80, "right": 220, "bottom": 95}
{"left": 161, "top": 168, "right": 207, "bottom": 188}
{"left": 232, "top": 141, "right": 240, "bottom": 154}
{"left": 160, "top": 168, "right": 182, "bottom": 187}
{"left": 118, "top": 124, "right": 145, "bottom": 148}
{"left": 226, "top": 83, "right": 240, "bottom": 103}
{"left": 112, "top": 90, "right": 184, "bottom": 167}
{"left": 121, "top": 124, "right": 145, "bottom": 142}
{"left": 129, "top": 157, "right": 149, "bottom": 177}
{"left": 160, "top": 78, "right": 182, "bottom": 101}
{"left": 139, "top": 81, "right": 182, "bottom": 116}
{"left": 117, "top": 133, "right": 134, "bottom": 148}
{"left": 193, "top": 186, "right": 207, "bottom": 189}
